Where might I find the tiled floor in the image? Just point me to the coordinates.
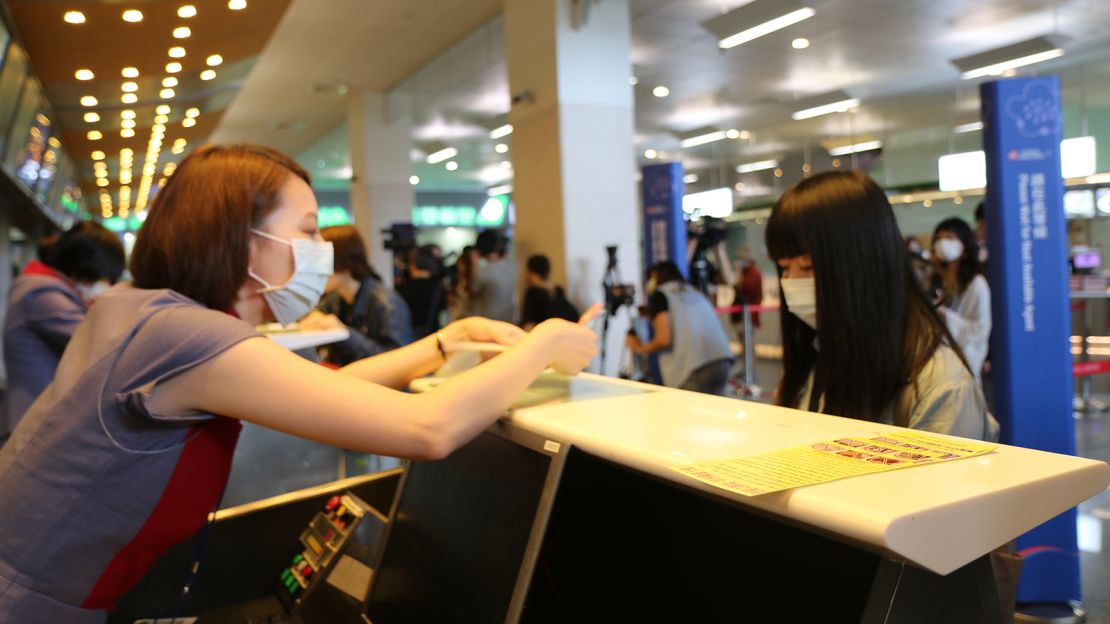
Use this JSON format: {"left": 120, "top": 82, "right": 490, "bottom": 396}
{"left": 1077, "top": 412, "right": 1110, "bottom": 623}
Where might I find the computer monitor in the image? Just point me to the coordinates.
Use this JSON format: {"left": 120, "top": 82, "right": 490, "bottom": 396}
{"left": 363, "top": 424, "right": 566, "bottom": 623}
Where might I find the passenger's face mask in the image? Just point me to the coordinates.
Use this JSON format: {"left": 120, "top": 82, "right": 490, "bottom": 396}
{"left": 780, "top": 277, "right": 817, "bottom": 331}
{"left": 248, "top": 229, "right": 334, "bottom": 325}
{"left": 934, "top": 238, "right": 964, "bottom": 263}
{"left": 76, "top": 280, "right": 110, "bottom": 304}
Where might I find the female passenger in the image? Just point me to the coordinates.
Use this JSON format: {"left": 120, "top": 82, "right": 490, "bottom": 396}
{"left": 765, "top": 170, "right": 997, "bottom": 440}
{"left": 0, "top": 144, "right": 599, "bottom": 621}
{"left": 930, "top": 217, "right": 991, "bottom": 384}
{"left": 2, "top": 221, "right": 124, "bottom": 437}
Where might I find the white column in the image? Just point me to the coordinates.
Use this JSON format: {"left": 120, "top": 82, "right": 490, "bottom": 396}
{"left": 505, "top": 0, "right": 641, "bottom": 376}
{"left": 346, "top": 91, "right": 415, "bottom": 287}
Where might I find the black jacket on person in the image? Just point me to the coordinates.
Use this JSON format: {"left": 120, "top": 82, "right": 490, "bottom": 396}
{"left": 318, "top": 276, "right": 414, "bottom": 365}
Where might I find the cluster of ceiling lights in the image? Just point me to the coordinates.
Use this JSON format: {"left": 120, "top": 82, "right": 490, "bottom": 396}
{"left": 65, "top": 4, "right": 242, "bottom": 216}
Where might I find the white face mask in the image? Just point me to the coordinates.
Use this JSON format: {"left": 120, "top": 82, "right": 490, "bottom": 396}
{"left": 934, "top": 238, "right": 964, "bottom": 263}
{"left": 76, "top": 280, "right": 110, "bottom": 304}
{"left": 248, "top": 229, "right": 334, "bottom": 325}
{"left": 780, "top": 277, "right": 817, "bottom": 331}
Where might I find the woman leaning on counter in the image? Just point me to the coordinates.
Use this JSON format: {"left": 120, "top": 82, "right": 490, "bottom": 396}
{"left": 0, "top": 144, "right": 599, "bottom": 622}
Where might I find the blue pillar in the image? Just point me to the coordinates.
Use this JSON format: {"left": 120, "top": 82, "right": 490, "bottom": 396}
{"left": 640, "top": 163, "right": 687, "bottom": 277}
{"left": 981, "top": 76, "right": 1078, "bottom": 603}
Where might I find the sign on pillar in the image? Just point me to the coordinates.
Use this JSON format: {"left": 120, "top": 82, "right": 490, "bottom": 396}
{"left": 640, "top": 163, "right": 687, "bottom": 278}
{"left": 981, "top": 77, "right": 1078, "bottom": 604}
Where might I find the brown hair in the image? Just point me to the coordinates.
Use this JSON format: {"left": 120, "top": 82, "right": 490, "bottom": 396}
{"left": 321, "top": 225, "right": 378, "bottom": 281}
{"left": 131, "top": 144, "right": 311, "bottom": 310}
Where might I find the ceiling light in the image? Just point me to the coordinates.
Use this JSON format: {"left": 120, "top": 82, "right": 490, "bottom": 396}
{"left": 792, "top": 37, "right": 810, "bottom": 49}
{"left": 121, "top": 67, "right": 139, "bottom": 78}
{"left": 92, "top": 150, "right": 106, "bottom": 160}
{"left": 121, "top": 148, "right": 134, "bottom": 157}
{"left": 121, "top": 81, "right": 138, "bottom": 93}
{"left": 64, "top": 11, "right": 86, "bottom": 24}
{"left": 827, "top": 139, "right": 883, "bottom": 156}
{"left": 951, "top": 36, "right": 1065, "bottom": 80}
{"left": 426, "top": 147, "right": 458, "bottom": 164}
{"left": 122, "top": 9, "right": 143, "bottom": 22}
{"left": 791, "top": 90, "right": 859, "bottom": 120}
{"left": 121, "top": 93, "right": 138, "bottom": 104}
{"left": 121, "top": 128, "right": 135, "bottom": 138}
{"left": 75, "top": 69, "right": 94, "bottom": 81}
{"left": 228, "top": 0, "right": 247, "bottom": 9}
{"left": 173, "top": 26, "right": 191, "bottom": 39}
{"left": 629, "top": 76, "right": 639, "bottom": 85}
{"left": 487, "top": 184, "right": 513, "bottom": 196}
{"left": 679, "top": 129, "right": 731, "bottom": 148}
{"left": 737, "top": 159, "right": 778, "bottom": 173}
{"left": 489, "top": 124, "right": 513, "bottom": 139}
{"left": 443, "top": 161, "right": 460, "bottom": 172}
{"left": 178, "top": 5, "right": 197, "bottom": 18}
{"left": 80, "top": 95, "right": 98, "bottom": 107}
{"left": 683, "top": 173, "right": 699, "bottom": 184}
{"left": 739, "top": 130, "right": 751, "bottom": 140}
{"left": 172, "top": 145, "right": 185, "bottom": 154}
{"left": 955, "top": 121, "right": 984, "bottom": 134}
{"left": 121, "top": 119, "right": 136, "bottom": 129}
{"left": 182, "top": 118, "right": 196, "bottom": 128}
{"left": 702, "top": 0, "right": 815, "bottom": 50}
{"left": 185, "top": 107, "right": 200, "bottom": 118}
{"left": 121, "top": 109, "right": 136, "bottom": 120}
{"left": 206, "top": 54, "right": 223, "bottom": 67}
{"left": 156, "top": 105, "right": 172, "bottom": 115}
{"left": 162, "top": 77, "right": 179, "bottom": 88}
{"left": 154, "top": 114, "right": 169, "bottom": 124}
{"left": 500, "top": 161, "right": 512, "bottom": 170}
{"left": 200, "top": 69, "right": 216, "bottom": 81}
{"left": 88, "top": 130, "right": 103, "bottom": 141}
{"left": 409, "top": 175, "right": 420, "bottom": 185}
{"left": 160, "top": 88, "right": 175, "bottom": 99}
{"left": 644, "top": 149, "right": 658, "bottom": 159}
{"left": 168, "top": 47, "right": 186, "bottom": 58}
{"left": 166, "top": 62, "right": 183, "bottom": 74}
{"left": 83, "top": 112, "right": 100, "bottom": 123}
{"left": 652, "top": 86, "right": 670, "bottom": 98}
{"left": 725, "top": 129, "right": 740, "bottom": 139}
{"left": 494, "top": 143, "right": 509, "bottom": 154}
{"left": 97, "top": 178, "right": 110, "bottom": 187}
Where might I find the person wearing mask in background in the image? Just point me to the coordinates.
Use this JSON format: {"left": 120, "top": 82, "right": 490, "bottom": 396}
{"left": 472, "top": 229, "right": 517, "bottom": 323}
{"left": 626, "top": 261, "right": 734, "bottom": 395}
{"left": 2, "top": 221, "right": 124, "bottom": 439}
{"left": 520, "top": 254, "right": 578, "bottom": 331}
{"left": 396, "top": 245, "right": 447, "bottom": 339}
{"left": 0, "top": 144, "right": 600, "bottom": 620}
{"left": 300, "top": 225, "right": 414, "bottom": 365}
{"left": 766, "top": 170, "right": 997, "bottom": 440}
{"left": 931, "top": 217, "right": 991, "bottom": 385}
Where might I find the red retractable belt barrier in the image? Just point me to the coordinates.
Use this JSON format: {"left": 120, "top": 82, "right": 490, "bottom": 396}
{"left": 714, "top": 303, "right": 780, "bottom": 315}
{"left": 1073, "top": 360, "right": 1110, "bottom": 377}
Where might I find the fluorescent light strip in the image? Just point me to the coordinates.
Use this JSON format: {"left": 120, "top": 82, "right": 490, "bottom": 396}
{"left": 680, "top": 130, "right": 730, "bottom": 148}
{"left": 719, "top": 7, "right": 816, "bottom": 49}
{"left": 737, "top": 159, "right": 778, "bottom": 173}
{"left": 487, "top": 184, "right": 513, "bottom": 196}
{"left": 489, "top": 124, "right": 513, "bottom": 139}
{"left": 792, "top": 98, "right": 859, "bottom": 121}
{"left": 827, "top": 140, "right": 882, "bottom": 156}
{"left": 426, "top": 147, "right": 458, "bottom": 164}
{"left": 961, "top": 49, "right": 1064, "bottom": 80}
{"left": 955, "top": 121, "right": 984, "bottom": 134}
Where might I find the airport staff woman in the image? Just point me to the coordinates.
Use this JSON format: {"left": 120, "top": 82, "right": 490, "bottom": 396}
{"left": 765, "top": 170, "right": 998, "bottom": 440}
{"left": 0, "top": 144, "right": 599, "bottom": 622}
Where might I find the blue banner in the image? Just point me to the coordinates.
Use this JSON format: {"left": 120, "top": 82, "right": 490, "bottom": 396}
{"left": 981, "top": 77, "right": 1078, "bottom": 603}
{"left": 640, "top": 163, "right": 687, "bottom": 278}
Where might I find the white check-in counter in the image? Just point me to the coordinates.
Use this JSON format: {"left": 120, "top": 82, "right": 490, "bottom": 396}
{"left": 505, "top": 373, "right": 1110, "bottom": 576}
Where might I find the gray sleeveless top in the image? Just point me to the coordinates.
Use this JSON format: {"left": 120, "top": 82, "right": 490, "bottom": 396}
{"left": 656, "top": 281, "right": 734, "bottom": 387}
{"left": 0, "top": 285, "right": 259, "bottom": 622}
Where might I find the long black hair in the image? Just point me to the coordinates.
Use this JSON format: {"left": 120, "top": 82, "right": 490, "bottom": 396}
{"left": 47, "top": 221, "right": 125, "bottom": 283}
{"left": 931, "top": 217, "right": 982, "bottom": 294}
{"left": 765, "top": 170, "right": 968, "bottom": 424}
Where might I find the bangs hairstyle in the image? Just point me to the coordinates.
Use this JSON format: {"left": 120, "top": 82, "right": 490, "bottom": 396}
{"left": 931, "top": 217, "right": 982, "bottom": 294}
{"left": 766, "top": 170, "right": 968, "bottom": 423}
{"left": 131, "top": 144, "right": 310, "bottom": 310}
